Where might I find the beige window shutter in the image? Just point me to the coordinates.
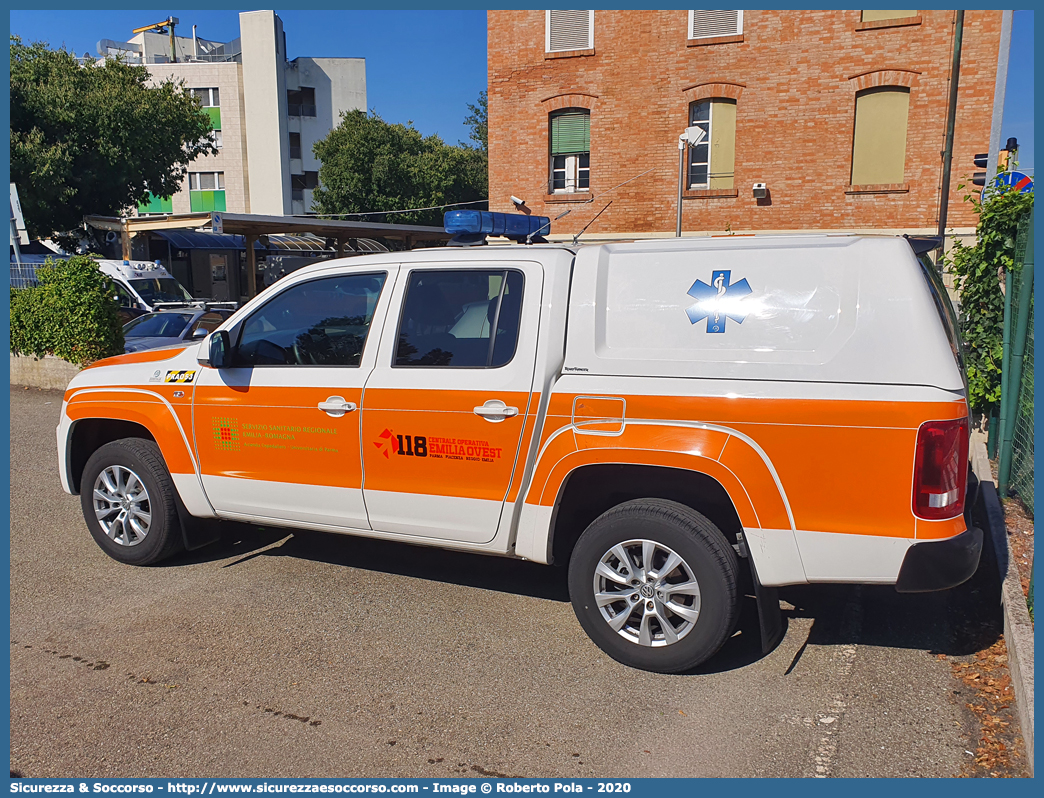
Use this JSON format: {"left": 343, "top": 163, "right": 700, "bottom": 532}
{"left": 851, "top": 87, "right": 910, "bottom": 185}
{"left": 548, "top": 10, "right": 593, "bottom": 51}
{"left": 689, "top": 10, "right": 742, "bottom": 39}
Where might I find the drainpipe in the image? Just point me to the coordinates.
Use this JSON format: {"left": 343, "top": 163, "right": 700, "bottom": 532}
{"left": 985, "top": 12, "right": 1013, "bottom": 184}
{"left": 676, "top": 137, "right": 686, "bottom": 237}
{"left": 937, "top": 10, "right": 965, "bottom": 244}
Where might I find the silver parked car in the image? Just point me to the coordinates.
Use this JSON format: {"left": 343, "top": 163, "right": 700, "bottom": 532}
{"left": 123, "top": 307, "right": 234, "bottom": 354}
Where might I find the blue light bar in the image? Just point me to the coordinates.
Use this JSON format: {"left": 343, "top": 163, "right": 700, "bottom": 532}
{"left": 444, "top": 210, "right": 551, "bottom": 243}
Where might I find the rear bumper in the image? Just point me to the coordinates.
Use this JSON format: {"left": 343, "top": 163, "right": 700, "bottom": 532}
{"left": 894, "top": 526, "right": 983, "bottom": 593}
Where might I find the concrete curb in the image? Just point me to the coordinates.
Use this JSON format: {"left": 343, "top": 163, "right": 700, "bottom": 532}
{"left": 9, "top": 353, "right": 82, "bottom": 391}
{"left": 970, "top": 431, "right": 1034, "bottom": 773}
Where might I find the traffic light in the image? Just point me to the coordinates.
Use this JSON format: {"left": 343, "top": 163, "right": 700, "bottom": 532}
{"left": 972, "top": 153, "right": 988, "bottom": 187}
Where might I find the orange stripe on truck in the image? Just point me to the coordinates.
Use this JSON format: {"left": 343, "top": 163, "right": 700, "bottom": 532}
{"left": 526, "top": 393, "right": 969, "bottom": 540}
{"left": 81, "top": 347, "right": 188, "bottom": 370}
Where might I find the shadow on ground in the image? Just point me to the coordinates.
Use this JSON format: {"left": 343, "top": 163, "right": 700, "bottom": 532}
{"left": 166, "top": 519, "right": 1004, "bottom": 674}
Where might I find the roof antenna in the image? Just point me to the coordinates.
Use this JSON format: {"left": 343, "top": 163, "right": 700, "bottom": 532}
{"left": 525, "top": 208, "right": 572, "bottom": 244}
{"left": 572, "top": 201, "right": 613, "bottom": 246}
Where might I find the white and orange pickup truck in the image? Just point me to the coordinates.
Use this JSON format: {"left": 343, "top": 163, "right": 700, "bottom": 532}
{"left": 58, "top": 213, "right": 980, "bottom": 673}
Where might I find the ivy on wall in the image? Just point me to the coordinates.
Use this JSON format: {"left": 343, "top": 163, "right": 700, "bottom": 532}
{"left": 944, "top": 184, "right": 1034, "bottom": 415}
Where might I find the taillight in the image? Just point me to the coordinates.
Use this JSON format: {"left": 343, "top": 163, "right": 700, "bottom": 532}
{"left": 913, "top": 418, "right": 969, "bottom": 520}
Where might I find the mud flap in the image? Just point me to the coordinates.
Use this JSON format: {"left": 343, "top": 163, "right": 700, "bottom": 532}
{"left": 173, "top": 495, "right": 223, "bottom": 552}
{"left": 749, "top": 555, "right": 784, "bottom": 654}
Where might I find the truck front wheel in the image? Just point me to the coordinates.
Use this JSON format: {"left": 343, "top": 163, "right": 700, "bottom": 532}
{"left": 567, "top": 498, "right": 740, "bottom": 673}
{"left": 80, "top": 439, "right": 185, "bottom": 566}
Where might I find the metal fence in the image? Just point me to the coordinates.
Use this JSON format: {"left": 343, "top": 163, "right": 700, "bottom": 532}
{"left": 998, "top": 208, "right": 1034, "bottom": 516}
{"left": 9, "top": 255, "right": 72, "bottom": 289}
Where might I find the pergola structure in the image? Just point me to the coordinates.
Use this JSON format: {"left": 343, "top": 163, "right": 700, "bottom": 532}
{"left": 84, "top": 212, "right": 451, "bottom": 298}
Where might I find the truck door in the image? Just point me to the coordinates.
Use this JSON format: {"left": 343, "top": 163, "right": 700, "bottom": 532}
{"left": 192, "top": 267, "right": 396, "bottom": 529}
{"left": 360, "top": 261, "right": 542, "bottom": 543}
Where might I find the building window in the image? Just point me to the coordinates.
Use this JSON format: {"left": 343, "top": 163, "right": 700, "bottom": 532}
{"left": 549, "top": 110, "right": 590, "bottom": 193}
{"left": 137, "top": 193, "right": 173, "bottom": 215}
{"left": 211, "top": 130, "right": 223, "bottom": 149}
{"left": 287, "top": 88, "right": 316, "bottom": 117}
{"left": 688, "top": 10, "right": 743, "bottom": 39}
{"left": 291, "top": 172, "right": 319, "bottom": 202}
{"left": 289, "top": 132, "right": 302, "bottom": 160}
{"left": 850, "top": 87, "right": 910, "bottom": 185}
{"left": 688, "top": 99, "right": 736, "bottom": 190}
{"left": 192, "top": 87, "right": 221, "bottom": 131}
{"left": 546, "top": 10, "right": 594, "bottom": 52}
{"left": 193, "top": 87, "right": 220, "bottom": 106}
{"left": 189, "top": 171, "right": 226, "bottom": 212}
{"left": 860, "top": 10, "right": 917, "bottom": 22}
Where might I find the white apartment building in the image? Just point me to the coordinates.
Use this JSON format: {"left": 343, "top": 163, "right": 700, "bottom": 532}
{"left": 100, "top": 10, "right": 365, "bottom": 217}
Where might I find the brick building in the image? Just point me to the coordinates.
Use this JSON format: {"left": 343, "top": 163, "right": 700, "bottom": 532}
{"left": 487, "top": 10, "right": 1003, "bottom": 242}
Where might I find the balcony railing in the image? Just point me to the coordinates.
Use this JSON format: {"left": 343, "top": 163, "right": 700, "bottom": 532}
{"left": 287, "top": 104, "right": 317, "bottom": 118}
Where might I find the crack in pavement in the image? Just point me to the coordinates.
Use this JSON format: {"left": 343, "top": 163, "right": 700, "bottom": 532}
{"left": 806, "top": 587, "right": 863, "bottom": 778}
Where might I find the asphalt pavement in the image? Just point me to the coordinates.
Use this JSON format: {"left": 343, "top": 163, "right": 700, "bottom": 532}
{"left": 9, "top": 386, "right": 1008, "bottom": 778}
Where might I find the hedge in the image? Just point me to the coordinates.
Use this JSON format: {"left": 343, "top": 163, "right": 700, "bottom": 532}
{"left": 10, "top": 255, "right": 124, "bottom": 366}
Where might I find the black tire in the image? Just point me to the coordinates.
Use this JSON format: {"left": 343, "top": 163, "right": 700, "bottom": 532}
{"left": 567, "top": 498, "right": 740, "bottom": 673}
{"left": 80, "top": 438, "right": 185, "bottom": 566}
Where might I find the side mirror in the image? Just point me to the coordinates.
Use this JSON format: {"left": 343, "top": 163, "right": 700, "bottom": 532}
{"left": 191, "top": 327, "right": 209, "bottom": 339}
{"left": 209, "top": 329, "right": 232, "bottom": 368}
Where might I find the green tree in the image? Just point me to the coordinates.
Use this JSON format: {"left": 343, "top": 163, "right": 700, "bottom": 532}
{"left": 464, "top": 90, "right": 488, "bottom": 152}
{"left": 10, "top": 256, "right": 124, "bottom": 365}
{"left": 944, "top": 183, "right": 1034, "bottom": 415}
{"left": 10, "top": 37, "right": 217, "bottom": 243}
{"left": 312, "top": 109, "right": 487, "bottom": 227}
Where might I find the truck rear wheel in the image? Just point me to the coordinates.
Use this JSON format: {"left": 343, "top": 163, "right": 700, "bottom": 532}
{"left": 80, "top": 439, "right": 184, "bottom": 566}
{"left": 567, "top": 499, "right": 740, "bottom": 673}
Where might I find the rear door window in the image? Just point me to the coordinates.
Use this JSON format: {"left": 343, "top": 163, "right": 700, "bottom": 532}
{"left": 394, "top": 269, "right": 524, "bottom": 368}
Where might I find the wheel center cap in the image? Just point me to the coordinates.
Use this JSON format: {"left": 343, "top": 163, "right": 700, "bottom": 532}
{"left": 639, "top": 583, "right": 655, "bottom": 599}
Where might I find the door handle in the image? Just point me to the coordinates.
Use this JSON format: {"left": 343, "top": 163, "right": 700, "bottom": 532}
{"left": 473, "top": 399, "right": 519, "bottom": 423}
{"left": 317, "top": 396, "right": 357, "bottom": 417}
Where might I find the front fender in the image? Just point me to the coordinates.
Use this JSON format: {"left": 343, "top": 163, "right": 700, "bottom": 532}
{"left": 64, "top": 388, "right": 197, "bottom": 477}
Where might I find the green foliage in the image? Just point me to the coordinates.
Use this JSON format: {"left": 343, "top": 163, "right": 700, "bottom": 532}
{"left": 464, "top": 90, "right": 488, "bottom": 152}
{"left": 944, "top": 183, "right": 1034, "bottom": 414}
{"left": 10, "top": 36, "right": 217, "bottom": 243}
{"left": 312, "top": 108, "right": 487, "bottom": 227}
{"left": 10, "top": 256, "right": 125, "bottom": 366}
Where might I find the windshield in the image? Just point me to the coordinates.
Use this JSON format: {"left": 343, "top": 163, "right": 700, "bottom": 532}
{"left": 129, "top": 277, "right": 192, "bottom": 304}
{"left": 124, "top": 312, "right": 194, "bottom": 338}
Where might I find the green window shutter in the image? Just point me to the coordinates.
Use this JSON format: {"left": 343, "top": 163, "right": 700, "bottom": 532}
{"left": 190, "top": 191, "right": 217, "bottom": 212}
{"left": 204, "top": 106, "right": 222, "bottom": 130}
{"left": 138, "top": 193, "right": 173, "bottom": 214}
{"left": 551, "top": 111, "right": 590, "bottom": 155}
{"left": 214, "top": 191, "right": 227, "bottom": 213}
